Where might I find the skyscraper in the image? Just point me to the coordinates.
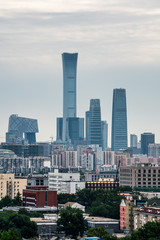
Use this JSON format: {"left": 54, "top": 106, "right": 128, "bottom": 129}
{"left": 111, "top": 89, "right": 128, "bottom": 151}
{"left": 86, "top": 99, "right": 102, "bottom": 146}
{"left": 62, "top": 53, "right": 78, "bottom": 141}
{"left": 141, "top": 132, "right": 155, "bottom": 155}
{"left": 101, "top": 121, "right": 108, "bottom": 151}
{"left": 130, "top": 134, "right": 138, "bottom": 148}
{"left": 6, "top": 114, "right": 38, "bottom": 144}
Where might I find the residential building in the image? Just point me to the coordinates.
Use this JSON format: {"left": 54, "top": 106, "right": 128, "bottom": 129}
{"left": 48, "top": 169, "right": 81, "bottom": 193}
{"left": 120, "top": 199, "right": 147, "bottom": 231}
{"left": 102, "top": 151, "right": 114, "bottom": 165}
{"left": 0, "top": 173, "right": 27, "bottom": 200}
{"left": 62, "top": 52, "right": 78, "bottom": 142}
{"left": 111, "top": 89, "right": 128, "bottom": 151}
{"left": 120, "top": 163, "right": 160, "bottom": 188}
{"left": 134, "top": 207, "right": 160, "bottom": 230}
{"left": 86, "top": 99, "right": 102, "bottom": 146}
{"left": 141, "top": 132, "right": 155, "bottom": 155}
{"left": 81, "top": 148, "right": 97, "bottom": 171}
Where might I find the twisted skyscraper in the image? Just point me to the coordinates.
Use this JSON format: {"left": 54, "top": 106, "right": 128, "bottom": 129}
{"left": 111, "top": 89, "right": 128, "bottom": 151}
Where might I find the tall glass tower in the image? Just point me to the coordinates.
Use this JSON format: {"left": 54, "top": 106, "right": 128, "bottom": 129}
{"left": 86, "top": 99, "right": 102, "bottom": 146}
{"left": 111, "top": 89, "right": 128, "bottom": 151}
{"left": 62, "top": 53, "right": 78, "bottom": 141}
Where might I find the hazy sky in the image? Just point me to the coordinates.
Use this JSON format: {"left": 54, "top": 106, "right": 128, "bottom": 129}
{"left": 0, "top": 0, "right": 160, "bottom": 145}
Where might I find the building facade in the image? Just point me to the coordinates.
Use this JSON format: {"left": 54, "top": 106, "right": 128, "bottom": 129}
{"left": 6, "top": 114, "right": 38, "bottom": 144}
{"left": 111, "top": 89, "right": 128, "bottom": 151}
{"left": 62, "top": 53, "right": 78, "bottom": 141}
{"left": 148, "top": 144, "right": 160, "bottom": 158}
{"left": 130, "top": 134, "right": 138, "bottom": 148}
{"left": 101, "top": 121, "right": 108, "bottom": 151}
{"left": 86, "top": 99, "right": 102, "bottom": 146}
{"left": 141, "top": 132, "right": 155, "bottom": 155}
{"left": 0, "top": 173, "right": 27, "bottom": 200}
{"left": 120, "top": 164, "right": 160, "bottom": 188}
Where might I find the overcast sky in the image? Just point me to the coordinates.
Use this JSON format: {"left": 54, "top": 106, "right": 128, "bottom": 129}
{"left": 0, "top": 0, "right": 160, "bottom": 146}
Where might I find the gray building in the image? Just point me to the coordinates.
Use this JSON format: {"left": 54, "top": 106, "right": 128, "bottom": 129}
{"left": 6, "top": 114, "right": 38, "bottom": 144}
{"left": 130, "top": 134, "right": 138, "bottom": 148}
{"left": 111, "top": 89, "right": 128, "bottom": 151}
{"left": 148, "top": 144, "right": 160, "bottom": 158}
{"left": 120, "top": 163, "right": 160, "bottom": 188}
{"left": 101, "top": 121, "right": 108, "bottom": 151}
{"left": 141, "top": 133, "right": 155, "bottom": 155}
{"left": 86, "top": 99, "right": 102, "bottom": 146}
{"left": 62, "top": 53, "right": 78, "bottom": 142}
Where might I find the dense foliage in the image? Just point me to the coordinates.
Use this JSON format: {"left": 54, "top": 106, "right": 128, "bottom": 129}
{"left": 58, "top": 187, "right": 130, "bottom": 219}
{"left": 121, "top": 221, "right": 160, "bottom": 240}
{"left": 57, "top": 206, "right": 86, "bottom": 239}
{"left": 0, "top": 210, "right": 38, "bottom": 240}
{"left": 0, "top": 192, "right": 22, "bottom": 209}
{"left": 87, "top": 227, "right": 117, "bottom": 240}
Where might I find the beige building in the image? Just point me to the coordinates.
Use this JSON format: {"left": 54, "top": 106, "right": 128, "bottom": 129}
{"left": 120, "top": 163, "right": 160, "bottom": 188}
{"left": 0, "top": 173, "right": 27, "bottom": 200}
{"left": 134, "top": 207, "right": 160, "bottom": 230}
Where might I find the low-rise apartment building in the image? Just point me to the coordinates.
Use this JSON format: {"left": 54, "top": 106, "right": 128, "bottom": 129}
{"left": 0, "top": 173, "right": 27, "bottom": 199}
{"left": 134, "top": 207, "right": 160, "bottom": 230}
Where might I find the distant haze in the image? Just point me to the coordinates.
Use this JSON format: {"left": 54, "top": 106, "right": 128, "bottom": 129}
{"left": 0, "top": 0, "right": 160, "bottom": 146}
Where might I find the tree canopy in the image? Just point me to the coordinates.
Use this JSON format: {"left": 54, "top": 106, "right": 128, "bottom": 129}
{"left": 0, "top": 193, "right": 22, "bottom": 209}
{"left": 57, "top": 206, "right": 86, "bottom": 239}
{"left": 0, "top": 210, "right": 38, "bottom": 240}
{"left": 58, "top": 188, "right": 126, "bottom": 219}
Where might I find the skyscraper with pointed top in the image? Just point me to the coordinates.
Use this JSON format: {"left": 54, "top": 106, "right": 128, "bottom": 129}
{"left": 111, "top": 88, "right": 128, "bottom": 151}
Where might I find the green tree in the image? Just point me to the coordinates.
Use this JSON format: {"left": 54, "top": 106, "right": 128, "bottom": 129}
{"left": 0, "top": 196, "right": 13, "bottom": 209}
{"left": 12, "top": 192, "right": 22, "bottom": 206}
{"left": 0, "top": 228, "right": 21, "bottom": 240}
{"left": 0, "top": 211, "right": 38, "bottom": 239}
{"left": 87, "top": 227, "right": 111, "bottom": 239}
{"left": 57, "top": 206, "right": 86, "bottom": 239}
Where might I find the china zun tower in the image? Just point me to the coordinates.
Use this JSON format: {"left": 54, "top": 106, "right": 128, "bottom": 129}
{"left": 62, "top": 52, "right": 78, "bottom": 142}
{"left": 111, "top": 88, "right": 128, "bottom": 151}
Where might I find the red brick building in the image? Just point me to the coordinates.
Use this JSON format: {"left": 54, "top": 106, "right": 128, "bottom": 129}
{"left": 23, "top": 189, "right": 57, "bottom": 207}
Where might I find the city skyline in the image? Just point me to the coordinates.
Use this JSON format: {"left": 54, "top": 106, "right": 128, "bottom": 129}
{"left": 0, "top": 0, "right": 160, "bottom": 145}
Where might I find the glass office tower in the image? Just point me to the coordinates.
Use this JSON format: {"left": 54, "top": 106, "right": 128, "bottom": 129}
{"left": 86, "top": 99, "right": 102, "bottom": 146}
{"left": 62, "top": 53, "right": 78, "bottom": 141}
{"left": 111, "top": 89, "right": 128, "bottom": 151}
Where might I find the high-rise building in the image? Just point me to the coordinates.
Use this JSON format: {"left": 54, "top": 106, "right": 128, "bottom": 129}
{"left": 62, "top": 53, "right": 78, "bottom": 141}
{"left": 86, "top": 99, "right": 102, "bottom": 146}
{"left": 66, "top": 117, "right": 84, "bottom": 144}
{"left": 111, "top": 89, "right": 128, "bottom": 151}
{"left": 6, "top": 114, "right": 38, "bottom": 144}
{"left": 130, "top": 134, "right": 138, "bottom": 148}
{"left": 101, "top": 121, "right": 108, "bottom": 151}
{"left": 141, "top": 132, "right": 155, "bottom": 155}
{"left": 56, "top": 118, "right": 63, "bottom": 141}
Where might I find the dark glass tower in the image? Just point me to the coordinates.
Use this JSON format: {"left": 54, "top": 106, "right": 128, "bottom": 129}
{"left": 141, "top": 132, "right": 155, "bottom": 155}
{"left": 62, "top": 53, "right": 78, "bottom": 141}
{"left": 86, "top": 99, "right": 102, "bottom": 146}
{"left": 111, "top": 89, "right": 128, "bottom": 151}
